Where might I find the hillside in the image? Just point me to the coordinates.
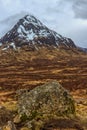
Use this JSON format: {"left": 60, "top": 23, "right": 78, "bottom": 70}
{"left": 0, "top": 14, "right": 87, "bottom": 130}
{"left": 0, "top": 47, "right": 87, "bottom": 91}
{"left": 0, "top": 48, "right": 87, "bottom": 129}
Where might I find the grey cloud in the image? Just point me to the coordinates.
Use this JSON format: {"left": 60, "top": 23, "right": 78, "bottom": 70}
{"left": 64, "top": 0, "right": 87, "bottom": 19}
{"left": 65, "top": 26, "right": 87, "bottom": 47}
{"left": 72, "top": 0, "right": 87, "bottom": 19}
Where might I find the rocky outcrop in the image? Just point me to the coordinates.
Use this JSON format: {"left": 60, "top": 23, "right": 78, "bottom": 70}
{"left": 17, "top": 81, "right": 75, "bottom": 129}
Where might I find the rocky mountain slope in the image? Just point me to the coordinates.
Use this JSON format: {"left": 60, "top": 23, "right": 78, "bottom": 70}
{"left": 0, "top": 14, "right": 76, "bottom": 50}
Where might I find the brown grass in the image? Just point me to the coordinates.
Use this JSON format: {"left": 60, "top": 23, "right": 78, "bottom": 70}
{"left": 0, "top": 47, "right": 87, "bottom": 129}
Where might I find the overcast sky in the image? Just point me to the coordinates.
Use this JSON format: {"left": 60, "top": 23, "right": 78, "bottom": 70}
{"left": 0, "top": 0, "right": 87, "bottom": 47}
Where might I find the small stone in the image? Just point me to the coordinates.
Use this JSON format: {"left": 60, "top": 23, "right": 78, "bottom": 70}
{"left": 13, "top": 115, "right": 21, "bottom": 124}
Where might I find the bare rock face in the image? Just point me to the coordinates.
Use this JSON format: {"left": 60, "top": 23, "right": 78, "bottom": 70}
{"left": 17, "top": 81, "right": 75, "bottom": 129}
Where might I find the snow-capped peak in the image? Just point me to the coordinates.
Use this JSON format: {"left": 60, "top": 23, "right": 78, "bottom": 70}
{"left": 0, "top": 14, "right": 76, "bottom": 49}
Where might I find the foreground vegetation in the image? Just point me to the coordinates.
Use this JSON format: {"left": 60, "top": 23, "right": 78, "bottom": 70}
{"left": 0, "top": 47, "right": 87, "bottom": 129}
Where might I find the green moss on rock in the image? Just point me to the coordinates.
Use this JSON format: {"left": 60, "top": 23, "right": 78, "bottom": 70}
{"left": 17, "top": 81, "right": 75, "bottom": 129}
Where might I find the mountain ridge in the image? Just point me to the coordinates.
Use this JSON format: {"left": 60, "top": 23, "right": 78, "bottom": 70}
{"left": 0, "top": 14, "right": 77, "bottom": 51}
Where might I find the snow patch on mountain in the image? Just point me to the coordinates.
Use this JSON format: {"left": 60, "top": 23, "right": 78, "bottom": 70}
{"left": 10, "top": 42, "right": 16, "bottom": 50}
{"left": 18, "top": 25, "right": 36, "bottom": 40}
{"left": 2, "top": 46, "right": 9, "bottom": 51}
{"left": 27, "top": 29, "right": 35, "bottom": 40}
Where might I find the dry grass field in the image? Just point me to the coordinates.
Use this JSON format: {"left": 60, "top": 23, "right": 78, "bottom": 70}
{"left": 0, "top": 47, "right": 87, "bottom": 129}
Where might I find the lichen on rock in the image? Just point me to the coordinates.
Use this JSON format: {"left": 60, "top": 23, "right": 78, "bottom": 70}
{"left": 17, "top": 80, "right": 75, "bottom": 129}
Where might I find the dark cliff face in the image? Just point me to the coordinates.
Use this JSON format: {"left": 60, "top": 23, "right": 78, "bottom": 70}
{"left": 0, "top": 14, "right": 76, "bottom": 49}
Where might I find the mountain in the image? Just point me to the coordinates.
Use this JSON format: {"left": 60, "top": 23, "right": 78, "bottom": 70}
{"left": 0, "top": 14, "right": 76, "bottom": 50}
{"left": 76, "top": 46, "right": 87, "bottom": 53}
{"left": 83, "top": 48, "right": 87, "bottom": 52}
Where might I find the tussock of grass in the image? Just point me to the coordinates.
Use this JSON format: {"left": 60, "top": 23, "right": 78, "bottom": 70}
{"left": 2, "top": 101, "right": 17, "bottom": 112}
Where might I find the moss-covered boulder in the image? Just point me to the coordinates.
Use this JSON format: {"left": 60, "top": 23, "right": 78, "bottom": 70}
{"left": 17, "top": 81, "right": 75, "bottom": 129}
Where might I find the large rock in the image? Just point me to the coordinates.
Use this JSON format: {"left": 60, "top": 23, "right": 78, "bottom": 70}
{"left": 17, "top": 81, "right": 75, "bottom": 129}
